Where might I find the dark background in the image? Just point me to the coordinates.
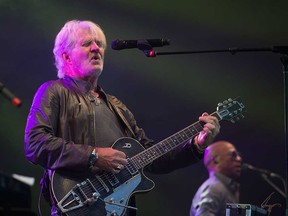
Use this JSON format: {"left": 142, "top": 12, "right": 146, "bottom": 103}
{"left": 0, "top": 1, "right": 287, "bottom": 215}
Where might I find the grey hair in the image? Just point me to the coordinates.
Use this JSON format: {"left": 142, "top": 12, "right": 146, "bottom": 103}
{"left": 53, "top": 20, "right": 106, "bottom": 78}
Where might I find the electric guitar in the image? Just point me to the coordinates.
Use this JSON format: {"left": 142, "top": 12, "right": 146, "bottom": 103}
{"left": 51, "top": 97, "right": 246, "bottom": 216}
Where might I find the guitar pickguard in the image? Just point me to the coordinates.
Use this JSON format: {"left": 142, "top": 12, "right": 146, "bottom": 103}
{"left": 104, "top": 173, "right": 141, "bottom": 216}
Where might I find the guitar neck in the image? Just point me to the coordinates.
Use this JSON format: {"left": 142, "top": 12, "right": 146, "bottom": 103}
{"left": 130, "top": 111, "right": 221, "bottom": 169}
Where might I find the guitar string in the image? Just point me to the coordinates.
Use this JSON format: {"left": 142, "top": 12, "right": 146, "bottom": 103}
{"left": 131, "top": 122, "right": 203, "bottom": 169}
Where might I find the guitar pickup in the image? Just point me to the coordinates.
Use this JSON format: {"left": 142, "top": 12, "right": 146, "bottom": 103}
{"left": 126, "top": 159, "right": 138, "bottom": 176}
{"left": 106, "top": 173, "right": 120, "bottom": 187}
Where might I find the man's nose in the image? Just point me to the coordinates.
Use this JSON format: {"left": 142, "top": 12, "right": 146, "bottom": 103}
{"left": 237, "top": 154, "right": 242, "bottom": 162}
{"left": 91, "top": 41, "right": 100, "bottom": 51}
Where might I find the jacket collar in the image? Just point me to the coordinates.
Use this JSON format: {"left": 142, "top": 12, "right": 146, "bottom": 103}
{"left": 63, "top": 76, "right": 103, "bottom": 95}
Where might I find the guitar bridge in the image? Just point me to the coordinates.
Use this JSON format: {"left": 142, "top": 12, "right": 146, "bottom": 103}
{"left": 57, "top": 180, "right": 100, "bottom": 213}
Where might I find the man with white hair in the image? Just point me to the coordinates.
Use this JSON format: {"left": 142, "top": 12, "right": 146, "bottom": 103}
{"left": 24, "top": 20, "right": 220, "bottom": 216}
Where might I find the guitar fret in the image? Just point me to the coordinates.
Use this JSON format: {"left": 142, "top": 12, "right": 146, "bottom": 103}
{"left": 188, "top": 125, "right": 198, "bottom": 134}
{"left": 147, "top": 148, "right": 157, "bottom": 160}
{"left": 163, "top": 141, "right": 171, "bottom": 151}
{"left": 160, "top": 140, "right": 169, "bottom": 151}
{"left": 134, "top": 156, "right": 141, "bottom": 169}
{"left": 133, "top": 156, "right": 142, "bottom": 170}
{"left": 184, "top": 129, "right": 193, "bottom": 137}
{"left": 155, "top": 145, "right": 162, "bottom": 155}
{"left": 144, "top": 149, "right": 157, "bottom": 165}
{"left": 144, "top": 146, "right": 161, "bottom": 166}
{"left": 175, "top": 133, "right": 185, "bottom": 143}
{"left": 194, "top": 123, "right": 203, "bottom": 132}
{"left": 183, "top": 129, "right": 191, "bottom": 138}
{"left": 169, "top": 137, "right": 176, "bottom": 146}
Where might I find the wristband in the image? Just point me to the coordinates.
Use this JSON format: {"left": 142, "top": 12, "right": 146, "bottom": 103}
{"left": 88, "top": 148, "right": 98, "bottom": 168}
{"left": 193, "top": 136, "right": 205, "bottom": 153}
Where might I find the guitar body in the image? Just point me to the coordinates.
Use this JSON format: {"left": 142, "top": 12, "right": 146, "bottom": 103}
{"left": 52, "top": 137, "right": 155, "bottom": 216}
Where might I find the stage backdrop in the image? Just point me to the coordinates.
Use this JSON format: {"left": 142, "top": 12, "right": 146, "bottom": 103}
{"left": 0, "top": 1, "right": 287, "bottom": 215}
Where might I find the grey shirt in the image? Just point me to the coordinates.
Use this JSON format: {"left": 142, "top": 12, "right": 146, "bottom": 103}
{"left": 190, "top": 173, "right": 240, "bottom": 216}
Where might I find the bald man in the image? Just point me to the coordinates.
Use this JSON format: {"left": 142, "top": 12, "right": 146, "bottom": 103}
{"left": 190, "top": 141, "right": 242, "bottom": 216}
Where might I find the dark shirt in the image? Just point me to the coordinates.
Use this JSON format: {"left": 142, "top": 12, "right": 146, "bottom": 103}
{"left": 93, "top": 97, "right": 126, "bottom": 147}
{"left": 190, "top": 173, "right": 240, "bottom": 216}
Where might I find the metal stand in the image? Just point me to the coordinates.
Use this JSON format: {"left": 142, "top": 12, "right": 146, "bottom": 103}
{"left": 137, "top": 42, "right": 288, "bottom": 214}
{"left": 280, "top": 55, "right": 288, "bottom": 216}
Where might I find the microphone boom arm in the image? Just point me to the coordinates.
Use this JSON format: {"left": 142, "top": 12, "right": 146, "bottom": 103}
{"left": 261, "top": 173, "right": 287, "bottom": 198}
{"left": 144, "top": 46, "right": 288, "bottom": 57}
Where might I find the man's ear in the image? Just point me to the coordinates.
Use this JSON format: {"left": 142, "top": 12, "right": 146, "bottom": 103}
{"left": 213, "top": 157, "right": 219, "bottom": 164}
{"left": 62, "top": 52, "right": 71, "bottom": 63}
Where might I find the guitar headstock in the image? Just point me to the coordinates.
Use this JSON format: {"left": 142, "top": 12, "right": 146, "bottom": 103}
{"left": 216, "top": 97, "right": 246, "bottom": 123}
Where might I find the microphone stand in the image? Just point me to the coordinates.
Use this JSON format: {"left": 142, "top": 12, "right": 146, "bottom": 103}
{"left": 280, "top": 55, "right": 288, "bottom": 216}
{"left": 138, "top": 44, "right": 288, "bottom": 214}
{"left": 261, "top": 173, "right": 287, "bottom": 198}
{"left": 142, "top": 46, "right": 288, "bottom": 57}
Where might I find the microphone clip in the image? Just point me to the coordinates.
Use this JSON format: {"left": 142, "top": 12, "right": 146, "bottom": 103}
{"left": 136, "top": 40, "right": 157, "bottom": 57}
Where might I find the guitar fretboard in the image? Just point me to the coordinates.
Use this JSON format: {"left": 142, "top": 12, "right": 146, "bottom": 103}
{"left": 131, "top": 111, "right": 220, "bottom": 169}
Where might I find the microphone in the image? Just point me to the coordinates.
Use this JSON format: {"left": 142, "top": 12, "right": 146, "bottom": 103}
{"left": 111, "top": 39, "right": 170, "bottom": 50}
{"left": 0, "top": 82, "right": 22, "bottom": 107}
{"left": 242, "top": 163, "right": 277, "bottom": 177}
